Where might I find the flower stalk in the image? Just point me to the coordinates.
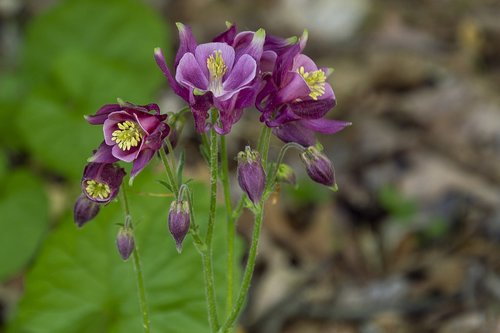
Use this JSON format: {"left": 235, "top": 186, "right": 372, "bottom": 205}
{"left": 120, "top": 187, "right": 151, "bottom": 333}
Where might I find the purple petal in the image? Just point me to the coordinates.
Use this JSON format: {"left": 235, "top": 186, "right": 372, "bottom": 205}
{"left": 176, "top": 52, "right": 209, "bottom": 91}
{"left": 273, "top": 43, "right": 301, "bottom": 86}
{"left": 233, "top": 29, "right": 265, "bottom": 62}
{"left": 85, "top": 104, "right": 122, "bottom": 125}
{"left": 154, "top": 47, "right": 189, "bottom": 101}
{"left": 195, "top": 43, "right": 235, "bottom": 78}
{"left": 301, "top": 118, "right": 352, "bottom": 134}
{"left": 213, "top": 23, "right": 237, "bottom": 44}
{"left": 261, "top": 50, "right": 277, "bottom": 73}
{"left": 273, "top": 121, "right": 316, "bottom": 147}
{"left": 276, "top": 72, "right": 311, "bottom": 103}
{"left": 190, "top": 93, "right": 213, "bottom": 132}
{"left": 221, "top": 54, "right": 256, "bottom": 97}
{"left": 130, "top": 149, "right": 155, "bottom": 180}
{"left": 112, "top": 143, "right": 141, "bottom": 163}
{"left": 89, "top": 142, "right": 119, "bottom": 163}
{"left": 174, "top": 23, "right": 198, "bottom": 68}
{"left": 292, "top": 54, "right": 318, "bottom": 72}
{"left": 289, "top": 98, "right": 335, "bottom": 119}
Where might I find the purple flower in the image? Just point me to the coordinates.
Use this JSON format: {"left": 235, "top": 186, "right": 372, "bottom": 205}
{"left": 86, "top": 101, "right": 169, "bottom": 180}
{"left": 237, "top": 146, "right": 266, "bottom": 204}
{"left": 256, "top": 32, "right": 351, "bottom": 146}
{"left": 300, "top": 146, "right": 337, "bottom": 190}
{"left": 154, "top": 23, "right": 265, "bottom": 134}
{"left": 81, "top": 162, "right": 125, "bottom": 204}
{"left": 73, "top": 195, "right": 100, "bottom": 228}
{"left": 116, "top": 226, "right": 135, "bottom": 261}
{"left": 168, "top": 200, "right": 190, "bottom": 253}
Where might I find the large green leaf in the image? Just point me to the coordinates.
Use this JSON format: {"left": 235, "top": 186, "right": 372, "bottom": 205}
{"left": 16, "top": 0, "right": 170, "bottom": 179}
{"left": 0, "top": 170, "right": 49, "bottom": 281}
{"left": 7, "top": 168, "right": 241, "bottom": 333}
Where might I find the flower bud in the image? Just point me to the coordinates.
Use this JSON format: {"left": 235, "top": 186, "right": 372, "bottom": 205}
{"left": 116, "top": 226, "right": 135, "bottom": 261}
{"left": 81, "top": 162, "right": 126, "bottom": 204}
{"left": 276, "top": 163, "right": 296, "bottom": 185}
{"left": 300, "top": 146, "right": 337, "bottom": 190}
{"left": 237, "top": 146, "right": 266, "bottom": 204}
{"left": 73, "top": 195, "right": 100, "bottom": 228}
{"left": 168, "top": 200, "right": 190, "bottom": 253}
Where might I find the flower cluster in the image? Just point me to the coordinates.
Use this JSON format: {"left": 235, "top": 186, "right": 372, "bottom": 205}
{"left": 73, "top": 101, "right": 170, "bottom": 227}
{"left": 154, "top": 23, "right": 351, "bottom": 145}
{"left": 73, "top": 21, "right": 351, "bottom": 248}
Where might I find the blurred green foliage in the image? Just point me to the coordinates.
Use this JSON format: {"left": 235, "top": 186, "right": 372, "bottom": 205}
{"left": 0, "top": 0, "right": 240, "bottom": 332}
{"left": 11, "top": 0, "right": 170, "bottom": 179}
{"left": 0, "top": 170, "right": 49, "bottom": 281}
{"left": 7, "top": 174, "right": 238, "bottom": 333}
{"left": 0, "top": 0, "right": 169, "bottom": 279}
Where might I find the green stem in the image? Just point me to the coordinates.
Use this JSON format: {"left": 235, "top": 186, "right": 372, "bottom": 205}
{"left": 220, "top": 135, "right": 235, "bottom": 316}
{"left": 159, "top": 146, "right": 179, "bottom": 196}
{"left": 204, "top": 111, "right": 220, "bottom": 332}
{"left": 218, "top": 203, "right": 265, "bottom": 333}
{"left": 121, "top": 187, "right": 151, "bottom": 333}
{"left": 218, "top": 127, "right": 272, "bottom": 333}
{"left": 259, "top": 126, "right": 272, "bottom": 169}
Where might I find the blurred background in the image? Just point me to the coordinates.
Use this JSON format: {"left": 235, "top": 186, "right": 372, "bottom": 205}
{"left": 1, "top": 0, "right": 500, "bottom": 332}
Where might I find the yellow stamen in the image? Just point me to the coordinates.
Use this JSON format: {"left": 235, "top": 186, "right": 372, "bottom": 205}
{"left": 85, "top": 180, "right": 111, "bottom": 200}
{"left": 297, "top": 66, "right": 326, "bottom": 100}
{"left": 111, "top": 120, "right": 143, "bottom": 151}
{"left": 207, "top": 50, "right": 227, "bottom": 79}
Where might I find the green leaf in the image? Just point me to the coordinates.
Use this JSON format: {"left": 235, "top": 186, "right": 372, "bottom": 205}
{"left": 0, "top": 170, "right": 49, "bottom": 281}
{"left": 16, "top": 0, "right": 170, "bottom": 179}
{"left": 7, "top": 169, "right": 241, "bottom": 333}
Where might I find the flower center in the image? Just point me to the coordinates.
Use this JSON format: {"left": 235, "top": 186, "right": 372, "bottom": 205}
{"left": 112, "top": 120, "right": 143, "bottom": 151}
{"left": 207, "top": 50, "right": 227, "bottom": 95}
{"left": 85, "top": 180, "right": 111, "bottom": 200}
{"left": 297, "top": 66, "right": 326, "bottom": 100}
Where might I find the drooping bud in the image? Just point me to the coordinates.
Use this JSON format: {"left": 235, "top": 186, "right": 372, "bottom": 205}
{"left": 237, "top": 146, "right": 266, "bottom": 204}
{"left": 116, "top": 226, "right": 135, "bottom": 261}
{"left": 276, "top": 163, "right": 296, "bottom": 185}
{"left": 168, "top": 200, "right": 190, "bottom": 253}
{"left": 81, "top": 162, "right": 126, "bottom": 204}
{"left": 300, "top": 146, "right": 337, "bottom": 190}
{"left": 73, "top": 195, "right": 100, "bottom": 228}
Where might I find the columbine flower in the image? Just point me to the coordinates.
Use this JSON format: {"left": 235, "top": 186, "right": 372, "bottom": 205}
{"left": 116, "top": 226, "right": 135, "bottom": 261}
{"left": 237, "top": 146, "right": 266, "bottom": 204}
{"left": 154, "top": 23, "right": 265, "bottom": 134}
{"left": 73, "top": 195, "right": 100, "bottom": 228}
{"left": 300, "top": 146, "right": 337, "bottom": 190}
{"left": 81, "top": 162, "right": 125, "bottom": 204}
{"left": 168, "top": 200, "right": 190, "bottom": 253}
{"left": 85, "top": 101, "right": 169, "bottom": 180}
{"left": 256, "top": 31, "right": 351, "bottom": 146}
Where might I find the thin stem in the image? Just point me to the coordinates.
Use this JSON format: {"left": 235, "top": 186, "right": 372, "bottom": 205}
{"left": 159, "top": 146, "right": 179, "bottom": 196}
{"left": 204, "top": 111, "right": 220, "bottom": 332}
{"left": 267, "top": 142, "right": 304, "bottom": 192}
{"left": 218, "top": 128, "right": 273, "bottom": 333}
{"left": 220, "top": 135, "right": 235, "bottom": 316}
{"left": 218, "top": 203, "right": 265, "bottom": 333}
{"left": 165, "top": 138, "right": 178, "bottom": 173}
{"left": 121, "top": 187, "right": 151, "bottom": 333}
{"left": 258, "top": 126, "right": 272, "bottom": 169}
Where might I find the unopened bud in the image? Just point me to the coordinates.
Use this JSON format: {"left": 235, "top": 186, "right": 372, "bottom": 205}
{"left": 237, "top": 146, "right": 266, "bottom": 204}
{"left": 73, "top": 195, "right": 100, "bottom": 228}
{"left": 168, "top": 200, "right": 190, "bottom": 253}
{"left": 276, "top": 163, "right": 296, "bottom": 185}
{"left": 116, "top": 226, "right": 135, "bottom": 261}
{"left": 300, "top": 146, "right": 337, "bottom": 190}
